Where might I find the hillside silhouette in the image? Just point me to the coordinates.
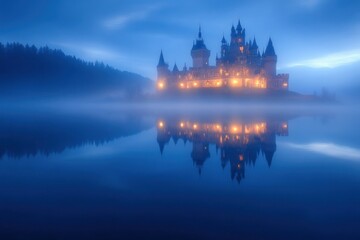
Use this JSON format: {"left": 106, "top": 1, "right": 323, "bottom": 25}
{"left": 0, "top": 42, "right": 152, "bottom": 98}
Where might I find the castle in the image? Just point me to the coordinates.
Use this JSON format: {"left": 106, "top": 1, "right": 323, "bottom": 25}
{"left": 157, "top": 21, "right": 289, "bottom": 92}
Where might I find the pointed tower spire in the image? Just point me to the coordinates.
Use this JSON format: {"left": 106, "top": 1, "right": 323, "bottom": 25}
{"left": 198, "top": 25, "right": 202, "bottom": 39}
{"left": 252, "top": 37, "right": 258, "bottom": 49}
{"left": 157, "top": 50, "right": 167, "bottom": 67}
{"left": 173, "top": 63, "right": 179, "bottom": 72}
{"left": 236, "top": 20, "right": 242, "bottom": 33}
{"left": 231, "top": 25, "right": 236, "bottom": 37}
{"left": 221, "top": 35, "right": 227, "bottom": 44}
{"left": 265, "top": 38, "right": 276, "bottom": 56}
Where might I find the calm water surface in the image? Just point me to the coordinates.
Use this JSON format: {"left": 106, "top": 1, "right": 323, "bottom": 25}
{"left": 0, "top": 105, "right": 359, "bottom": 240}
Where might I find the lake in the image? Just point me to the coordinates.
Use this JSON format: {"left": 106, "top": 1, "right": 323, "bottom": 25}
{"left": 0, "top": 103, "right": 359, "bottom": 240}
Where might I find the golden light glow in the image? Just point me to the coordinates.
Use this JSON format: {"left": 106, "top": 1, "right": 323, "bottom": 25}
{"left": 158, "top": 121, "right": 164, "bottom": 128}
{"left": 193, "top": 82, "right": 198, "bottom": 87}
{"left": 180, "top": 122, "right": 184, "bottom": 128}
{"left": 283, "top": 82, "right": 288, "bottom": 87}
{"left": 193, "top": 124, "right": 198, "bottom": 130}
{"left": 158, "top": 82, "right": 164, "bottom": 89}
{"left": 180, "top": 82, "right": 184, "bottom": 88}
{"left": 232, "top": 126, "right": 238, "bottom": 133}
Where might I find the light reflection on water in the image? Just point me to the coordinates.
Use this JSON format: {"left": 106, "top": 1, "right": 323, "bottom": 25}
{"left": 0, "top": 105, "right": 359, "bottom": 240}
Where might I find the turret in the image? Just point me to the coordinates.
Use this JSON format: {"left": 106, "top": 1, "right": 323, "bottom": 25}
{"left": 221, "top": 35, "right": 228, "bottom": 58}
{"left": 252, "top": 37, "right": 258, "bottom": 53}
{"left": 157, "top": 50, "right": 170, "bottom": 90}
{"left": 191, "top": 27, "right": 211, "bottom": 68}
{"left": 236, "top": 20, "right": 242, "bottom": 35}
{"left": 173, "top": 63, "right": 179, "bottom": 73}
{"left": 231, "top": 25, "right": 236, "bottom": 38}
{"left": 231, "top": 21, "right": 245, "bottom": 45}
{"left": 262, "top": 38, "right": 277, "bottom": 77}
{"left": 157, "top": 51, "right": 167, "bottom": 67}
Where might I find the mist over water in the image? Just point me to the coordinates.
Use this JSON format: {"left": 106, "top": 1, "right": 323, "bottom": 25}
{"left": 0, "top": 100, "right": 359, "bottom": 239}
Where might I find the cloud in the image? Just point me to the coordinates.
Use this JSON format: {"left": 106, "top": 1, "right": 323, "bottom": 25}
{"left": 52, "top": 42, "right": 122, "bottom": 63}
{"left": 286, "top": 49, "right": 360, "bottom": 68}
{"left": 286, "top": 142, "right": 360, "bottom": 160}
{"left": 103, "top": 5, "right": 163, "bottom": 30}
{"left": 297, "top": 0, "right": 325, "bottom": 9}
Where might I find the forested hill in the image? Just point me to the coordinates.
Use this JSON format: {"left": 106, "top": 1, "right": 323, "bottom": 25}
{"left": 0, "top": 42, "right": 153, "bottom": 99}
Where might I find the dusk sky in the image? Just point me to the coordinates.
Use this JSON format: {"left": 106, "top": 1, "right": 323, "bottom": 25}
{"left": 1, "top": 0, "right": 360, "bottom": 93}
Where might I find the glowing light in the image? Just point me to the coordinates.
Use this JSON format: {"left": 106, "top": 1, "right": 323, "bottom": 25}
{"left": 193, "top": 82, "right": 198, "bottom": 87}
{"left": 239, "top": 155, "right": 244, "bottom": 161}
{"left": 180, "top": 122, "right": 184, "bottom": 128}
{"left": 283, "top": 82, "right": 288, "bottom": 87}
{"left": 283, "top": 123, "right": 288, "bottom": 128}
{"left": 180, "top": 82, "right": 184, "bottom": 88}
{"left": 193, "top": 124, "right": 198, "bottom": 130}
{"left": 158, "top": 82, "right": 164, "bottom": 89}
{"left": 158, "top": 121, "right": 164, "bottom": 128}
{"left": 216, "top": 81, "right": 222, "bottom": 86}
{"left": 232, "top": 126, "right": 238, "bottom": 133}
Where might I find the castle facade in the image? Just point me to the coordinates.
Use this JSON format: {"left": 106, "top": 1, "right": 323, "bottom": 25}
{"left": 157, "top": 21, "right": 289, "bottom": 92}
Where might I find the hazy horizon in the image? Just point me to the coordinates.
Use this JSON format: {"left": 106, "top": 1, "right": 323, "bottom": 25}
{"left": 1, "top": 0, "right": 360, "bottom": 95}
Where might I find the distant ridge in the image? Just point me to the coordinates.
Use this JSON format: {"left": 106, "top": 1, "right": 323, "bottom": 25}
{"left": 0, "top": 42, "right": 152, "bottom": 99}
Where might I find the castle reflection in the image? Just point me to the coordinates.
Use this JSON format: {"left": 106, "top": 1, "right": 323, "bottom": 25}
{"left": 157, "top": 116, "right": 288, "bottom": 182}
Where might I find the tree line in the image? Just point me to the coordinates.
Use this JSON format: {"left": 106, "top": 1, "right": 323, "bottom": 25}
{"left": 0, "top": 42, "right": 151, "bottom": 97}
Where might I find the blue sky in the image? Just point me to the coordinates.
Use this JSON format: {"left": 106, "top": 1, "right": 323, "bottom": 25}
{"left": 1, "top": 0, "right": 360, "bottom": 94}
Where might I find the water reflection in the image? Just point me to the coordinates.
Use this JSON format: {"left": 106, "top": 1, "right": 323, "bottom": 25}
{"left": 157, "top": 115, "right": 288, "bottom": 182}
{"left": 0, "top": 110, "right": 152, "bottom": 158}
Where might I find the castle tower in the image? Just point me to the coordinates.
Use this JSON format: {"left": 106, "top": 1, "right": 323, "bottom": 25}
{"left": 236, "top": 20, "right": 245, "bottom": 45}
{"left": 262, "top": 38, "right": 277, "bottom": 78}
{"left": 221, "top": 35, "right": 228, "bottom": 58}
{"left": 229, "top": 20, "right": 246, "bottom": 63}
{"left": 191, "top": 27, "right": 211, "bottom": 68}
{"left": 157, "top": 50, "right": 170, "bottom": 89}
